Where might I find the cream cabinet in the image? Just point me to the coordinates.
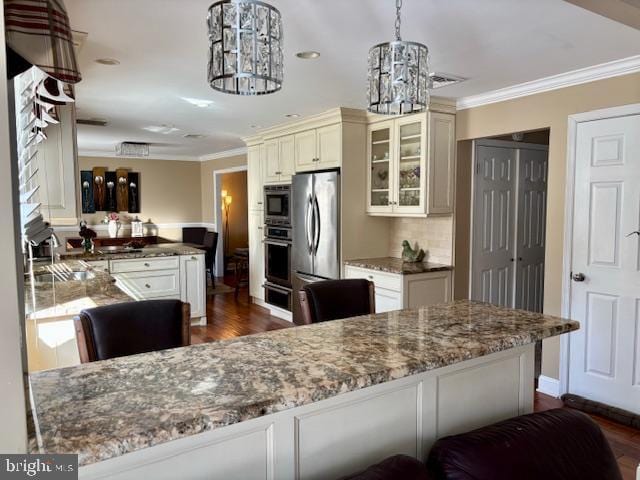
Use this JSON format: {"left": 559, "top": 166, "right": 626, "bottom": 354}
{"left": 180, "top": 254, "right": 207, "bottom": 320}
{"left": 247, "top": 145, "right": 264, "bottom": 210}
{"left": 248, "top": 210, "right": 265, "bottom": 301}
{"left": 366, "top": 111, "right": 455, "bottom": 217}
{"left": 108, "top": 255, "right": 207, "bottom": 324}
{"left": 264, "top": 135, "right": 294, "bottom": 184}
{"left": 344, "top": 265, "right": 452, "bottom": 313}
{"left": 294, "top": 124, "right": 341, "bottom": 172}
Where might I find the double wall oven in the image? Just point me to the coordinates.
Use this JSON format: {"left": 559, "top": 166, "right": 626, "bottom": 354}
{"left": 263, "top": 185, "right": 293, "bottom": 311}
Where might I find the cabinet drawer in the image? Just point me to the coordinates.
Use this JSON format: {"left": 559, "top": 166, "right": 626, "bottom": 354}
{"left": 85, "top": 260, "right": 109, "bottom": 273}
{"left": 112, "top": 270, "right": 180, "bottom": 299}
{"left": 375, "top": 287, "right": 402, "bottom": 313}
{"left": 110, "top": 257, "right": 180, "bottom": 273}
{"left": 344, "top": 266, "right": 402, "bottom": 292}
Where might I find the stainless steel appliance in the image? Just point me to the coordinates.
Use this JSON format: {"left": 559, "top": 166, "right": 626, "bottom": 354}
{"left": 263, "top": 188, "right": 293, "bottom": 312}
{"left": 292, "top": 169, "right": 340, "bottom": 324}
{"left": 264, "top": 225, "right": 292, "bottom": 287}
{"left": 264, "top": 184, "right": 291, "bottom": 225}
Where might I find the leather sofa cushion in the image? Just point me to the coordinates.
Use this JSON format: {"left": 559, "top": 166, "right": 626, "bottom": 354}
{"left": 426, "top": 408, "right": 622, "bottom": 480}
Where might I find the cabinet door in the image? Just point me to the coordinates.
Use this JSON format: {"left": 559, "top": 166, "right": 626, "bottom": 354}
{"left": 404, "top": 271, "right": 452, "bottom": 308}
{"left": 375, "top": 288, "right": 403, "bottom": 313}
{"left": 248, "top": 210, "right": 265, "bottom": 301}
{"left": 180, "top": 254, "right": 206, "bottom": 319}
{"left": 278, "top": 135, "right": 295, "bottom": 182}
{"left": 316, "top": 124, "right": 341, "bottom": 169}
{"left": 428, "top": 112, "right": 456, "bottom": 214}
{"left": 294, "top": 129, "right": 317, "bottom": 172}
{"left": 367, "top": 121, "right": 394, "bottom": 214}
{"left": 247, "top": 145, "right": 264, "bottom": 210}
{"left": 37, "top": 104, "right": 78, "bottom": 225}
{"left": 263, "top": 139, "right": 281, "bottom": 184}
{"left": 394, "top": 114, "right": 427, "bottom": 215}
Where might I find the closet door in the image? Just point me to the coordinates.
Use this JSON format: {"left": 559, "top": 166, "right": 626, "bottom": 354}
{"left": 471, "top": 145, "right": 517, "bottom": 307}
{"left": 514, "top": 149, "right": 548, "bottom": 312}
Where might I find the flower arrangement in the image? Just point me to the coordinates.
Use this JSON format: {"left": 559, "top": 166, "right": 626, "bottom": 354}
{"left": 102, "top": 212, "right": 120, "bottom": 224}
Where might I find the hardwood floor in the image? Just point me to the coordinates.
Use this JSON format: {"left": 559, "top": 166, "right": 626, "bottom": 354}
{"left": 190, "top": 281, "right": 292, "bottom": 343}
{"left": 192, "top": 287, "right": 639, "bottom": 478}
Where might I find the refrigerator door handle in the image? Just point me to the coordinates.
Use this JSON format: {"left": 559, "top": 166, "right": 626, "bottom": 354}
{"left": 313, "top": 194, "right": 321, "bottom": 255}
{"left": 305, "top": 194, "right": 314, "bottom": 254}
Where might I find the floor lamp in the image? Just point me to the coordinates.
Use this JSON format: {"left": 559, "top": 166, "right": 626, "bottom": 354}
{"left": 221, "top": 190, "right": 232, "bottom": 262}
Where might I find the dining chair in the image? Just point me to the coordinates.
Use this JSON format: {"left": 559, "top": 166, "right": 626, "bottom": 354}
{"left": 203, "top": 231, "right": 219, "bottom": 283}
{"left": 298, "top": 279, "right": 375, "bottom": 324}
{"left": 182, "top": 227, "right": 207, "bottom": 246}
{"left": 74, "top": 299, "right": 190, "bottom": 363}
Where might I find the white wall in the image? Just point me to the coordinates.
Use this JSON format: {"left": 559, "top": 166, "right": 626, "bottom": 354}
{"left": 0, "top": 3, "right": 28, "bottom": 452}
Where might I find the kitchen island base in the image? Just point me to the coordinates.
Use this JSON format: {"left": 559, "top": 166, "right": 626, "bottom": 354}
{"left": 79, "top": 343, "right": 534, "bottom": 480}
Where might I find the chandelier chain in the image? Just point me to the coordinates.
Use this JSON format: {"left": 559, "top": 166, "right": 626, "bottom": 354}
{"left": 395, "top": 0, "right": 402, "bottom": 41}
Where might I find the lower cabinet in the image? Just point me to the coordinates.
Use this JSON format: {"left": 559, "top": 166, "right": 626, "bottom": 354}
{"left": 180, "top": 254, "right": 206, "bottom": 320}
{"left": 108, "top": 255, "right": 206, "bottom": 323}
{"left": 344, "top": 265, "right": 452, "bottom": 313}
{"left": 249, "top": 210, "right": 265, "bottom": 301}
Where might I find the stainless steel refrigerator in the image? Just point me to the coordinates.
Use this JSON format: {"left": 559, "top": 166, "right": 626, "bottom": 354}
{"left": 292, "top": 169, "right": 340, "bottom": 324}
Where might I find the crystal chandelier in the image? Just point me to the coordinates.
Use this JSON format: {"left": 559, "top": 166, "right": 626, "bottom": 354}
{"left": 207, "top": 0, "right": 283, "bottom": 95}
{"left": 367, "top": 0, "right": 430, "bottom": 115}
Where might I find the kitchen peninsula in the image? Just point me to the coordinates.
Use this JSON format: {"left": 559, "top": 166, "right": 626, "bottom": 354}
{"left": 28, "top": 300, "right": 578, "bottom": 479}
{"left": 25, "top": 245, "right": 206, "bottom": 372}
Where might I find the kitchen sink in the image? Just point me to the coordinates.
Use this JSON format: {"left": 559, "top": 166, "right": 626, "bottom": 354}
{"left": 29, "top": 271, "right": 95, "bottom": 284}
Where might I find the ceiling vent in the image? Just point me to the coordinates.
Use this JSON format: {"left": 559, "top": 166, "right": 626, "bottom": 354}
{"left": 429, "top": 72, "right": 467, "bottom": 89}
{"left": 77, "top": 118, "right": 108, "bottom": 127}
{"left": 116, "top": 142, "right": 149, "bottom": 157}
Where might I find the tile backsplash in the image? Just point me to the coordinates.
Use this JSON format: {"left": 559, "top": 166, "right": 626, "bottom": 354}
{"left": 388, "top": 215, "right": 454, "bottom": 265}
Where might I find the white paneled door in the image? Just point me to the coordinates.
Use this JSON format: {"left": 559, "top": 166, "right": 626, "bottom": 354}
{"left": 472, "top": 141, "right": 548, "bottom": 312}
{"left": 569, "top": 114, "right": 640, "bottom": 414}
{"left": 472, "top": 145, "right": 517, "bottom": 307}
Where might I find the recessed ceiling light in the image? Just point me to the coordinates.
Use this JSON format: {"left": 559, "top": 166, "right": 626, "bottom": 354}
{"left": 295, "top": 51, "right": 320, "bottom": 59}
{"left": 181, "top": 97, "right": 215, "bottom": 108}
{"left": 95, "top": 58, "right": 120, "bottom": 66}
{"left": 250, "top": 124, "right": 263, "bottom": 129}
{"left": 142, "top": 125, "right": 180, "bottom": 134}
{"left": 285, "top": 114, "right": 300, "bottom": 118}
{"left": 183, "top": 133, "right": 206, "bottom": 139}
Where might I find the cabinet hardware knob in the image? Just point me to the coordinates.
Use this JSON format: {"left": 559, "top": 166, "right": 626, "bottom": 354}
{"left": 191, "top": 256, "right": 197, "bottom": 260}
{"left": 257, "top": 201, "right": 263, "bottom": 204}
{"left": 368, "top": 275, "right": 373, "bottom": 280}
{"left": 145, "top": 283, "right": 151, "bottom": 288}
{"left": 144, "top": 262, "right": 150, "bottom": 267}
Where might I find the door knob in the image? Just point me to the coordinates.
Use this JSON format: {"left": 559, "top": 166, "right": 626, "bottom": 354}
{"left": 626, "top": 231, "right": 640, "bottom": 237}
{"left": 572, "top": 273, "right": 586, "bottom": 282}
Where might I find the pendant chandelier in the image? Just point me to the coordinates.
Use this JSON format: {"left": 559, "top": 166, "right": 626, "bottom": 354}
{"left": 367, "top": 0, "right": 430, "bottom": 115}
{"left": 207, "top": 0, "right": 283, "bottom": 95}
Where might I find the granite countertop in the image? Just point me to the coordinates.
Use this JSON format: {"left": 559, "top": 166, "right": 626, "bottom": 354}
{"left": 58, "top": 244, "right": 205, "bottom": 262}
{"left": 345, "top": 257, "right": 453, "bottom": 275}
{"left": 28, "top": 300, "right": 579, "bottom": 466}
{"left": 24, "top": 260, "right": 132, "bottom": 319}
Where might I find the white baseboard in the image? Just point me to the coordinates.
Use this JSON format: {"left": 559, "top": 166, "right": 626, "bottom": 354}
{"left": 536, "top": 375, "right": 560, "bottom": 398}
{"left": 251, "top": 297, "right": 293, "bottom": 322}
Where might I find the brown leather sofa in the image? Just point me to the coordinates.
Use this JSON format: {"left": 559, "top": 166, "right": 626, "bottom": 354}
{"left": 343, "top": 408, "right": 622, "bottom": 480}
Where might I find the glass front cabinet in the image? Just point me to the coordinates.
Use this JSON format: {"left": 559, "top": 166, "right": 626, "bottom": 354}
{"left": 366, "top": 111, "right": 455, "bottom": 217}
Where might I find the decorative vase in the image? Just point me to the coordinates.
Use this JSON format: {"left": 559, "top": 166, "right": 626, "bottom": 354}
{"left": 81, "top": 237, "right": 94, "bottom": 253}
{"left": 108, "top": 220, "right": 120, "bottom": 238}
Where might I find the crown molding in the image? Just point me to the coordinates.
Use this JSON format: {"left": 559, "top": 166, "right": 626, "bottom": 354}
{"left": 199, "top": 147, "right": 247, "bottom": 162}
{"left": 78, "top": 150, "right": 201, "bottom": 162}
{"left": 456, "top": 54, "right": 640, "bottom": 110}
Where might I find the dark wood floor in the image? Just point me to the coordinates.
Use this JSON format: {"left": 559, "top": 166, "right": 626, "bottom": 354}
{"left": 193, "top": 284, "right": 640, "bottom": 478}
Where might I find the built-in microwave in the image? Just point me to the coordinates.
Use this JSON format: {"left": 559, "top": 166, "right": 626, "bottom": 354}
{"left": 264, "top": 185, "right": 291, "bottom": 225}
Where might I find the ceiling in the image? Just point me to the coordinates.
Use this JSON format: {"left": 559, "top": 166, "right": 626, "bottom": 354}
{"left": 65, "top": 0, "right": 640, "bottom": 160}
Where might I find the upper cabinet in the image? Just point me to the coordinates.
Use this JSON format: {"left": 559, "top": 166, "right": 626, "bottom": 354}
{"left": 366, "top": 111, "right": 455, "bottom": 217}
{"left": 295, "top": 124, "right": 341, "bottom": 172}
{"left": 264, "top": 135, "right": 295, "bottom": 184}
{"left": 247, "top": 145, "right": 264, "bottom": 210}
